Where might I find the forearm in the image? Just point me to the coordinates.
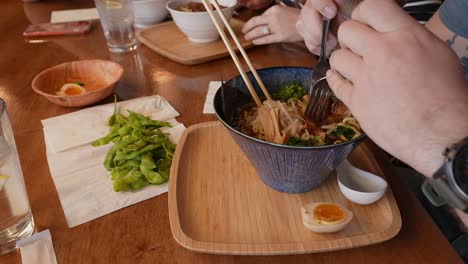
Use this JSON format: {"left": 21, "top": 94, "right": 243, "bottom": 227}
{"left": 426, "top": 9, "right": 468, "bottom": 77}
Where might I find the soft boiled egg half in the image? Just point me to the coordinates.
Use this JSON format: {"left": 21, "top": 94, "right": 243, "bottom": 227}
{"left": 56, "top": 83, "right": 86, "bottom": 96}
{"left": 301, "top": 202, "right": 353, "bottom": 233}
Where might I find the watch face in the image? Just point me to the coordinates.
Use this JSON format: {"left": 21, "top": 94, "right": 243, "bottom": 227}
{"left": 453, "top": 144, "right": 468, "bottom": 194}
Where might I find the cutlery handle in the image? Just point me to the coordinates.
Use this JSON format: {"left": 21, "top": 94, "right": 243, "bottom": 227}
{"left": 320, "top": 18, "right": 331, "bottom": 61}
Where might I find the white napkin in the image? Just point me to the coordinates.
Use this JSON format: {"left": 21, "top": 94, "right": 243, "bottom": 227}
{"left": 42, "top": 96, "right": 185, "bottom": 227}
{"left": 17, "top": 229, "right": 58, "bottom": 264}
{"left": 203, "top": 81, "right": 221, "bottom": 114}
{"left": 50, "top": 8, "right": 99, "bottom": 23}
{"left": 42, "top": 95, "right": 179, "bottom": 153}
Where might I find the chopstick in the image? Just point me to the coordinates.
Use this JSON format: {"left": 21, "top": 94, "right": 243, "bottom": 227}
{"left": 210, "top": 0, "right": 272, "bottom": 101}
{"left": 200, "top": 0, "right": 272, "bottom": 106}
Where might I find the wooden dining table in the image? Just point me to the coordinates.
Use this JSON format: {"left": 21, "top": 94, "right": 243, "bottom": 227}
{"left": 0, "top": 0, "right": 463, "bottom": 263}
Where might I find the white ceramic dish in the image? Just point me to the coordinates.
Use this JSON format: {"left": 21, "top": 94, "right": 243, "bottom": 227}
{"left": 166, "top": 0, "right": 236, "bottom": 43}
{"left": 133, "top": 0, "right": 169, "bottom": 28}
{"left": 336, "top": 159, "right": 388, "bottom": 205}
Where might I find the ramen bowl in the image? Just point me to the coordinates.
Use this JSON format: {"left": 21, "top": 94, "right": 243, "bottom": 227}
{"left": 214, "top": 67, "right": 366, "bottom": 193}
{"left": 166, "top": 0, "right": 236, "bottom": 43}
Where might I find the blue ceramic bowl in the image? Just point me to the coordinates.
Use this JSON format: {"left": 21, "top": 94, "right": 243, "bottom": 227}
{"left": 214, "top": 67, "right": 366, "bottom": 193}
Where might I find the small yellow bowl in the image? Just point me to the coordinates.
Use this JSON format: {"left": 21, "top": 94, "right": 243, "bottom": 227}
{"left": 32, "top": 60, "right": 124, "bottom": 107}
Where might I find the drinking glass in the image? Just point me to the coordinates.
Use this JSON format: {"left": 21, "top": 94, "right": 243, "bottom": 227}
{"left": 0, "top": 98, "right": 35, "bottom": 255}
{"left": 95, "top": 0, "right": 138, "bottom": 53}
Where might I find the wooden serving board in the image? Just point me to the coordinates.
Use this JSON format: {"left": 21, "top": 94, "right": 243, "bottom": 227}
{"left": 168, "top": 122, "right": 402, "bottom": 255}
{"left": 136, "top": 19, "right": 254, "bottom": 65}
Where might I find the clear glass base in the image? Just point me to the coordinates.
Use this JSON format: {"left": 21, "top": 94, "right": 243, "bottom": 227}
{"left": 0, "top": 212, "right": 35, "bottom": 255}
{"left": 108, "top": 42, "right": 139, "bottom": 53}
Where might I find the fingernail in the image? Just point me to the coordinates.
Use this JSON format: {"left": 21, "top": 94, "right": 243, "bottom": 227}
{"left": 323, "top": 6, "right": 336, "bottom": 19}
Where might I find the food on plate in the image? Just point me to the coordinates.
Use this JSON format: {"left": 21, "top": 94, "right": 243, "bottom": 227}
{"left": 176, "top": 2, "right": 226, "bottom": 12}
{"left": 92, "top": 99, "right": 176, "bottom": 192}
{"left": 301, "top": 202, "right": 353, "bottom": 233}
{"left": 234, "top": 83, "right": 362, "bottom": 146}
{"left": 56, "top": 82, "right": 86, "bottom": 96}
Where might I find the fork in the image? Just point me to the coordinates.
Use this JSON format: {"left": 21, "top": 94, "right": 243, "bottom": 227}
{"left": 305, "top": 17, "right": 333, "bottom": 123}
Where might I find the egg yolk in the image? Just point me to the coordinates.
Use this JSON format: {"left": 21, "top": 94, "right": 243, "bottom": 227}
{"left": 313, "top": 203, "right": 346, "bottom": 223}
{"left": 64, "top": 86, "right": 84, "bottom": 96}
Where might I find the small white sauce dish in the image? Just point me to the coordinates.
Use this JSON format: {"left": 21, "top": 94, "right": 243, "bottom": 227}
{"left": 336, "top": 159, "right": 388, "bottom": 205}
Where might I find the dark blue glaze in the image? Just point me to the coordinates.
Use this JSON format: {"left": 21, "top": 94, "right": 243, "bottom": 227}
{"left": 214, "top": 67, "right": 365, "bottom": 193}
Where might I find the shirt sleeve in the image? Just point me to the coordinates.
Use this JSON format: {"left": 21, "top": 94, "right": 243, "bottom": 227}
{"left": 439, "top": 0, "right": 468, "bottom": 38}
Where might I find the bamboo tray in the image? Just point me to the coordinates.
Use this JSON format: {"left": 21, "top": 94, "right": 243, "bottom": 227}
{"left": 136, "top": 19, "right": 253, "bottom": 65}
{"left": 168, "top": 122, "right": 402, "bottom": 255}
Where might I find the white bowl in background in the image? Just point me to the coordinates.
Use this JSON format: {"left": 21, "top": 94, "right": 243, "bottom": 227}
{"left": 336, "top": 159, "right": 388, "bottom": 205}
{"left": 166, "top": 0, "right": 236, "bottom": 43}
{"left": 133, "top": 0, "right": 169, "bottom": 28}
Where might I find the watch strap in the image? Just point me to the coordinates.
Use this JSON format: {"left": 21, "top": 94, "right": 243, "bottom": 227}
{"left": 422, "top": 178, "right": 468, "bottom": 212}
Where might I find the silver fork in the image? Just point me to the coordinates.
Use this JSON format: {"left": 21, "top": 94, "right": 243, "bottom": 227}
{"left": 305, "top": 17, "right": 333, "bottom": 123}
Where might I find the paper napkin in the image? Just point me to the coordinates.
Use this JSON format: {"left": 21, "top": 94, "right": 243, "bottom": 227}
{"left": 50, "top": 8, "right": 99, "bottom": 23}
{"left": 203, "top": 81, "right": 221, "bottom": 114}
{"left": 42, "top": 96, "right": 185, "bottom": 227}
{"left": 42, "top": 95, "right": 179, "bottom": 153}
{"left": 17, "top": 229, "right": 57, "bottom": 264}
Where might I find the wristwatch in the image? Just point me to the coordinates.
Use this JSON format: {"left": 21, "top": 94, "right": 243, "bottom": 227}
{"left": 422, "top": 137, "right": 468, "bottom": 212}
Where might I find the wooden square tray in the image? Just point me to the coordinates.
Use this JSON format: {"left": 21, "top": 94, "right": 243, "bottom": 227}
{"left": 168, "top": 122, "right": 401, "bottom": 255}
{"left": 136, "top": 19, "right": 253, "bottom": 65}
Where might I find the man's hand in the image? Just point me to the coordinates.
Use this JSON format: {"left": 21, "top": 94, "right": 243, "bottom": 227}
{"left": 296, "top": 0, "right": 360, "bottom": 55}
{"left": 327, "top": 0, "right": 468, "bottom": 176}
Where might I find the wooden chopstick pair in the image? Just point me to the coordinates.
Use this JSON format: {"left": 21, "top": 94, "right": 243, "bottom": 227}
{"left": 200, "top": 0, "right": 271, "bottom": 107}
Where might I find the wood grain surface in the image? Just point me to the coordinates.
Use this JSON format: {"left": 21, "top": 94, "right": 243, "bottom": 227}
{"left": 136, "top": 19, "right": 254, "bottom": 65}
{"left": 0, "top": 0, "right": 462, "bottom": 263}
{"left": 169, "top": 122, "right": 401, "bottom": 255}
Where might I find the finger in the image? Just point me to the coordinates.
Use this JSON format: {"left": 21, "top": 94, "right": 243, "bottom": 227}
{"left": 242, "top": 15, "right": 270, "bottom": 34}
{"left": 337, "top": 20, "right": 377, "bottom": 57}
{"left": 326, "top": 34, "right": 338, "bottom": 56}
{"left": 304, "top": 37, "right": 337, "bottom": 56}
{"left": 244, "top": 25, "right": 271, "bottom": 41}
{"left": 310, "top": 0, "right": 337, "bottom": 19}
{"left": 252, "top": 34, "right": 278, "bottom": 45}
{"left": 351, "top": 0, "right": 416, "bottom": 32}
{"left": 326, "top": 69, "right": 354, "bottom": 104}
{"left": 296, "top": 8, "right": 322, "bottom": 47}
{"left": 263, "top": 4, "right": 283, "bottom": 15}
{"left": 329, "top": 48, "right": 363, "bottom": 81}
{"left": 305, "top": 42, "right": 320, "bottom": 55}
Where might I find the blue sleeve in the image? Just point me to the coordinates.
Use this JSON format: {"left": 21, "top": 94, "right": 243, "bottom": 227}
{"left": 439, "top": 0, "right": 468, "bottom": 38}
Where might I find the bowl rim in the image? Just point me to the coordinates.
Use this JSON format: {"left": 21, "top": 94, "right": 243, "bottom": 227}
{"left": 214, "top": 66, "right": 367, "bottom": 150}
{"left": 166, "top": 0, "right": 235, "bottom": 15}
{"left": 31, "top": 59, "right": 124, "bottom": 99}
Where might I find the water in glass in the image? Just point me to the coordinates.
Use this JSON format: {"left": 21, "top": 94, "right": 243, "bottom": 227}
{"left": 0, "top": 99, "right": 34, "bottom": 255}
{"left": 95, "top": 0, "right": 138, "bottom": 53}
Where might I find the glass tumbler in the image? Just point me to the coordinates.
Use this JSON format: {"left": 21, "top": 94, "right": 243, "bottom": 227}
{"left": 95, "top": 0, "right": 138, "bottom": 53}
{"left": 0, "top": 98, "right": 35, "bottom": 255}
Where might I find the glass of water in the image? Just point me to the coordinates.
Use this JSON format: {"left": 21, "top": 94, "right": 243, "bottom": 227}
{"left": 0, "top": 98, "right": 35, "bottom": 255}
{"left": 95, "top": 0, "right": 138, "bottom": 53}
